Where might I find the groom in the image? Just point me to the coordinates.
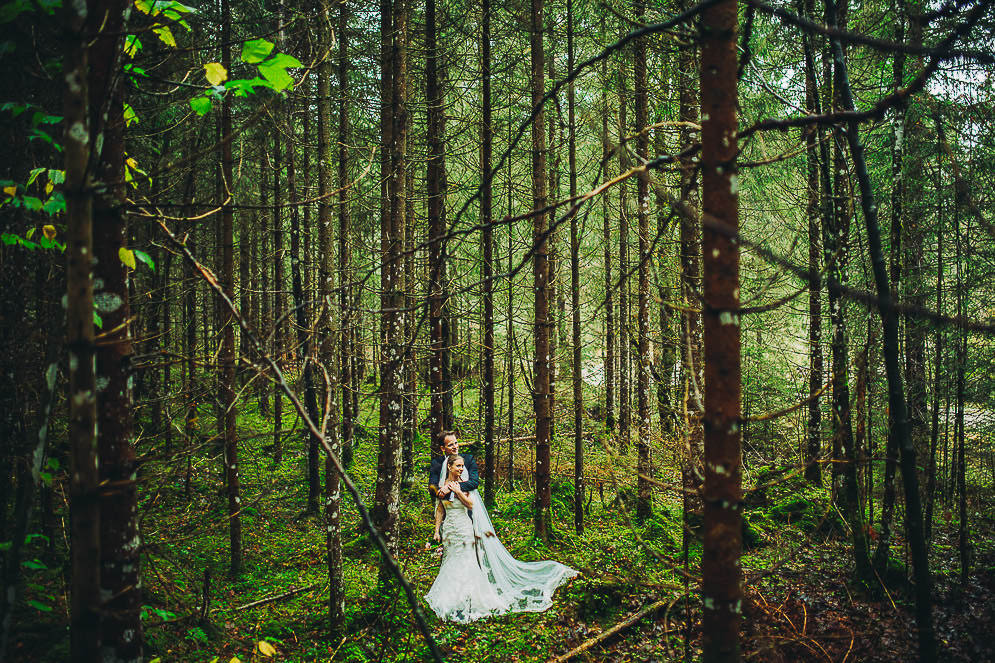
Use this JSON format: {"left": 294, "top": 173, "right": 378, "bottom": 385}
{"left": 428, "top": 430, "right": 479, "bottom": 504}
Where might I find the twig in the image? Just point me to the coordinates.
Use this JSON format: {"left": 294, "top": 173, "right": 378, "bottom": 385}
{"left": 548, "top": 598, "right": 675, "bottom": 663}
{"left": 232, "top": 584, "right": 323, "bottom": 612}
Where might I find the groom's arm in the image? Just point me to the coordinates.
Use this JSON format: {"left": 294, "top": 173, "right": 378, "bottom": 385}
{"left": 460, "top": 454, "right": 480, "bottom": 493}
{"left": 428, "top": 457, "right": 442, "bottom": 499}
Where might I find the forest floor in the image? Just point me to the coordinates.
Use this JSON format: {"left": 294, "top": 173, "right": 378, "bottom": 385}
{"left": 9, "top": 393, "right": 995, "bottom": 662}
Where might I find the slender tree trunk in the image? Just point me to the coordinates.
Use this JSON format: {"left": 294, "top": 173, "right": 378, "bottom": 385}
{"left": 678, "top": 0, "right": 703, "bottom": 511}
{"left": 318, "top": 1, "right": 344, "bottom": 629}
{"left": 827, "top": 0, "right": 936, "bottom": 654}
{"left": 699, "top": 0, "right": 742, "bottom": 658}
{"left": 374, "top": 0, "right": 406, "bottom": 586}
{"left": 530, "top": 0, "right": 552, "bottom": 541}
{"left": 288, "top": 85, "right": 323, "bottom": 515}
{"left": 481, "top": 0, "right": 495, "bottom": 507}
{"left": 64, "top": 2, "right": 100, "bottom": 656}
{"left": 272, "top": 127, "right": 285, "bottom": 462}
{"left": 634, "top": 0, "right": 651, "bottom": 523}
{"left": 567, "top": 0, "right": 583, "bottom": 535}
{"left": 426, "top": 0, "right": 447, "bottom": 444}
{"left": 877, "top": 8, "right": 905, "bottom": 568}
{"left": 827, "top": 0, "right": 872, "bottom": 585}
{"left": 219, "top": 0, "right": 242, "bottom": 575}
{"left": 802, "top": 0, "right": 823, "bottom": 485}
{"left": 617, "top": 61, "right": 631, "bottom": 456}
{"left": 89, "top": 0, "right": 145, "bottom": 652}
{"left": 507, "top": 115, "right": 516, "bottom": 490}
{"left": 600, "top": 12, "right": 615, "bottom": 435}
{"left": 925, "top": 136, "right": 943, "bottom": 544}
{"left": 337, "top": 0, "right": 354, "bottom": 469}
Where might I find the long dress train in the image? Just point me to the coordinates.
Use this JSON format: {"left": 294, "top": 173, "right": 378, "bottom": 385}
{"left": 425, "top": 498, "right": 509, "bottom": 623}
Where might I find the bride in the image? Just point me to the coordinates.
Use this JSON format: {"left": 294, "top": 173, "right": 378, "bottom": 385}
{"left": 425, "top": 451, "right": 577, "bottom": 623}
{"left": 425, "top": 455, "right": 509, "bottom": 622}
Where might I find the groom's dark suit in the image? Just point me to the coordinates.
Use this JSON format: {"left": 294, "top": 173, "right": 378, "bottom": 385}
{"left": 428, "top": 453, "right": 480, "bottom": 500}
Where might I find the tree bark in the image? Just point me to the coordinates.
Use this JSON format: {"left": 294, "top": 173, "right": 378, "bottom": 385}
{"left": 482, "top": 0, "right": 495, "bottom": 508}
{"left": 699, "top": 0, "right": 743, "bottom": 658}
{"left": 634, "top": 0, "right": 652, "bottom": 523}
{"left": 530, "top": 0, "right": 552, "bottom": 541}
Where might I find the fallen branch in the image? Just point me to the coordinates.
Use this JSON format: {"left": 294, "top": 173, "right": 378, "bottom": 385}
{"left": 233, "top": 584, "right": 323, "bottom": 612}
{"left": 549, "top": 598, "right": 675, "bottom": 663}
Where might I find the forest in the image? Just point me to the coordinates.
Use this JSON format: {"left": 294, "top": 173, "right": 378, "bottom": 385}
{"left": 1, "top": 0, "right": 994, "bottom": 660}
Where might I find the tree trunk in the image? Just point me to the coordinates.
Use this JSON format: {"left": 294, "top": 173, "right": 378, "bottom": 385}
{"left": 90, "top": 0, "right": 146, "bottom": 651}
{"left": 634, "top": 0, "right": 651, "bottom": 523}
{"left": 482, "top": 0, "right": 495, "bottom": 507}
{"left": 337, "top": 0, "right": 354, "bottom": 469}
{"left": 699, "top": 0, "right": 742, "bottom": 658}
{"left": 567, "top": 0, "right": 583, "bottom": 535}
{"left": 827, "top": 0, "right": 937, "bottom": 654}
{"left": 374, "top": 0, "right": 406, "bottom": 586}
{"left": 530, "top": 0, "right": 552, "bottom": 541}
{"left": 802, "top": 0, "right": 823, "bottom": 485}
{"left": 64, "top": 1, "right": 100, "bottom": 656}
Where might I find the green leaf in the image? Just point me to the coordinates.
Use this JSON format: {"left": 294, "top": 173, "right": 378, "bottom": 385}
{"left": 190, "top": 95, "right": 212, "bottom": 116}
{"left": 240, "top": 38, "right": 274, "bottom": 64}
{"left": 48, "top": 169, "right": 65, "bottom": 185}
{"left": 266, "top": 53, "right": 303, "bottom": 69}
{"left": 152, "top": 24, "right": 176, "bottom": 47}
{"left": 133, "top": 249, "right": 156, "bottom": 272}
{"left": 257, "top": 58, "right": 295, "bottom": 92}
{"left": 22, "top": 195, "right": 42, "bottom": 211}
{"left": 25, "top": 226, "right": 35, "bottom": 239}
{"left": 123, "top": 103, "right": 138, "bottom": 127}
{"left": 24, "top": 533, "right": 49, "bottom": 544}
{"left": 225, "top": 77, "right": 272, "bottom": 97}
{"left": 93, "top": 310, "right": 103, "bottom": 329}
{"left": 27, "top": 167, "right": 45, "bottom": 185}
{"left": 22, "top": 558, "right": 46, "bottom": 570}
{"left": 42, "top": 193, "right": 65, "bottom": 215}
{"left": 27, "top": 600, "right": 52, "bottom": 612}
{"left": 124, "top": 34, "right": 142, "bottom": 57}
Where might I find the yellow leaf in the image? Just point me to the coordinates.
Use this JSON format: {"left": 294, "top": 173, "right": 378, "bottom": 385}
{"left": 119, "top": 247, "right": 137, "bottom": 270}
{"left": 134, "top": 0, "right": 152, "bottom": 14}
{"left": 153, "top": 25, "right": 176, "bottom": 48}
{"left": 204, "top": 62, "right": 228, "bottom": 86}
{"left": 257, "top": 641, "right": 277, "bottom": 657}
{"left": 3, "top": 185, "right": 15, "bottom": 197}
{"left": 229, "top": 658, "right": 241, "bottom": 663}
{"left": 126, "top": 157, "right": 139, "bottom": 170}
{"left": 45, "top": 182, "right": 54, "bottom": 195}
{"left": 42, "top": 225, "right": 56, "bottom": 241}
{"left": 148, "top": 659, "right": 161, "bottom": 663}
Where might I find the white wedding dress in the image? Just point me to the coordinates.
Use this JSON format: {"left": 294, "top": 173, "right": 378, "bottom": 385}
{"left": 425, "top": 471, "right": 577, "bottom": 623}
{"left": 425, "top": 498, "right": 509, "bottom": 623}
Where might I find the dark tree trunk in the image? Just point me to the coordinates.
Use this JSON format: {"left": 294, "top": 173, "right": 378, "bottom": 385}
{"left": 481, "top": 0, "right": 496, "bottom": 507}
{"left": 617, "top": 62, "right": 631, "bottom": 456}
{"left": 89, "top": 0, "right": 145, "bottom": 653}
{"left": 374, "top": 0, "right": 406, "bottom": 587}
{"left": 827, "top": 0, "right": 937, "bottom": 654}
{"left": 64, "top": 2, "right": 100, "bottom": 657}
{"left": 568, "top": 0, "right": 583, "bottom": 535}
{"left": 220, "top": 0, "right": 242, "bottom": 576}
{"left": 530, "top": 0, "right": 552, "bottom": 541}
{"left": 699, "top": 0, "right": 743, "bottom": 658}
{"left": 426, "top": 0, "right": 447, "bottom": 444}
{"left": 287, "top": 83, "right": 322, "bottom": 516}
{"left": 272, "top": 127, "right": 285, "bottom": 462}
{"left": 802, "top": 0, "right": 823, "bottom": 485}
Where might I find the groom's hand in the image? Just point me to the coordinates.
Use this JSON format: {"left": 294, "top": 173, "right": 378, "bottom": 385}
{"left": 437, "top": 483, "right": 451, "bottom": 497}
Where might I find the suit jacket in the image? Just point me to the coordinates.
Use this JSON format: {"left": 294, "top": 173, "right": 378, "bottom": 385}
{"left": 428, "top": 453, "right": 480, "bottom": 500}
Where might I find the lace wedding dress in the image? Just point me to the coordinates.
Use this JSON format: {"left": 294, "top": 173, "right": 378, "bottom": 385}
{"left": 425, "top": 498, "right": 509, "bottom": 623}
{"left": 425, "top": 483, "right": 577, "bottom": 623}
